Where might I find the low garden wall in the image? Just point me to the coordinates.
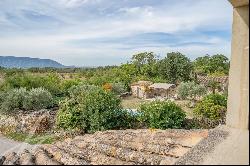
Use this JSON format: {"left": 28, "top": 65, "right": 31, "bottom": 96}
{"left": 0, "top": 109, "right": 56, "bottom": 135}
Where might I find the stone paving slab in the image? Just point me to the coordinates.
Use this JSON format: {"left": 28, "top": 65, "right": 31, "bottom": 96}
{"left": 201, "top": 126, "right": 249, "bottom": 165}
{"left": 175, "top": 125, "right": 249, "bottom": 165}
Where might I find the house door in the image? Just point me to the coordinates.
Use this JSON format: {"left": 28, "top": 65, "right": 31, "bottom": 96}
{"left": 137, "top": 87, "right": 140, "bottom": 98}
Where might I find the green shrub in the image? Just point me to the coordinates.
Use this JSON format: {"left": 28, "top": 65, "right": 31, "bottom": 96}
{"left": 67, "top": 84, "right": 98, "bottom": 98}
{"left": 0, "top": 88, "right": 53, "bottom": 113}
{"left": 193, "top": 99, "right": 225, "bottom": 120}
{"left": 43, "top": 74, "right": 62, "bottom": 96}
{"left": 111, "top": 82, "right": 126, "bottom": 95}
{"left": 0, "top": 91, "right": 7, "bottom": 104}
{"left": 56, "top": 84, "right": 134, "bottom": 133}
{"left": 1, "top": 73, "right": 62, "bottom": 96}
{"left": 0, "top": 88, "right": 27, "bottom": 113}
{"left": 60, "top": 79, "right": 81, "bottom": 96}
{"left": 203, "top": 93, "right": 227, "bottom": 107}
{"left": 193, "top": 93, "right": 227, "bottom": 120}
{"left": 23, "top": 88, "right": 53, "bottom": 111}
{"left": 4, "top": 69, "right": 25, "bottom": 77}
{"left": 138, "top": 100, "right": 186, "bottom": 129}
{"left": 102, "top": 108, "right": 138, "bottom": 130}
{"left": 87, "top": 76, "right": 112, "bottom": 86}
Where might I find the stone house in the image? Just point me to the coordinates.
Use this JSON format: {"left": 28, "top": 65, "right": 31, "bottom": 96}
{"left": 131, "top": 81, "right": 153, "bottom": 99}
{"left": 148, "top": 83, "right": 176, "bottom": 99}
{"left": 131, "top": 81, "right": 176, "bottom": 99}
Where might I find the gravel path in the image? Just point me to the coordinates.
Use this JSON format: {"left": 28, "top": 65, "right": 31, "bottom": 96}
{"left": 0, "top": 135, "right": 20, "bottom": 155}
{"left": 0, "top": 135, "right": 33, "bottom": 156}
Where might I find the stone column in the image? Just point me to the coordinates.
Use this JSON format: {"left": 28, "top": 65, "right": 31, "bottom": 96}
{"left": 226, "top": 0, "right": 249, "bottom": 129}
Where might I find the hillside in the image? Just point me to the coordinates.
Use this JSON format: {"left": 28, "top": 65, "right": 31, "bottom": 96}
{"left": 0, "top": 56, "right": 65, "bottom": 68}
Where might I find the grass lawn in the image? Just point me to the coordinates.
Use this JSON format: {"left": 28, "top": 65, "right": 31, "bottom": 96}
{"left": 121, "top": 96, "right": 149, "bottom": 109}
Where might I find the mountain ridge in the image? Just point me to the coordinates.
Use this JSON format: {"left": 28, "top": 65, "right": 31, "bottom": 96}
{"left": 0, "top": 56, "right": 67, "bottom": 68}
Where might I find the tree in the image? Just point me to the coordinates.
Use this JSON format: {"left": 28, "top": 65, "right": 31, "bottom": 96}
{"left": 159, "top": 52, "right": 193, "bottom": 84}
{"left": 131, "top": 52, "right": 159, "bottom": 77}
{"left": 108, "top": 63, "right": 137, "bottom": 91}
{"left": 209, "top": 54, "right": 230, "bottom": 75}
{"left": 193, "top": 55, "right": 210, "bottom": 75}
{"left": 177, "top": 82, "right": 207, "bottom": 101}
{"left": 193, "top": 54, "right": 230, "bottom": 76}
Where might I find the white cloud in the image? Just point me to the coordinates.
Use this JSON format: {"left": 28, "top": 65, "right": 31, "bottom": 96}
{"left": 0, "top": 0, "right": 233, "bottom": 66}
{"left": 58, "top": 0, "right": 93, "bottom": 8}
{"left": 118, "top": 6, "right": 154, "bottom": 17}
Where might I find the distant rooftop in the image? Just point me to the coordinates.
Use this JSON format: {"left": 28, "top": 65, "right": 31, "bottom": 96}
{"left": 149, "top": 83, "right": 175, "bottom": 90}
{"left": 131, "top": 81, "right": 153, "bottom": 86}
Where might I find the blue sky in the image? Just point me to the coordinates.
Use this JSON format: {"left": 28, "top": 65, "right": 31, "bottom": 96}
{"left": 0, "top": 0, "right": 233, "bottom": 66}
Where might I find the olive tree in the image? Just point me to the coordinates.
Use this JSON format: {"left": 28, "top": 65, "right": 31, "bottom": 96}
{"left": 177, "top": 81, "right": 207, "bottom": 101}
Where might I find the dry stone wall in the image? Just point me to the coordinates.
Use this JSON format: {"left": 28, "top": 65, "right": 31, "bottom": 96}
{"left": 0, "top": 109, "right": 56, "bottom": 135}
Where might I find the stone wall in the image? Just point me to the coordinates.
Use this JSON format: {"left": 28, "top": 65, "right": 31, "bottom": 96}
{"left": 226, "top": 0, "right": 249, "bottom": 129}
{"left": 0, "top": 109, "right": 57, "bottom": 135}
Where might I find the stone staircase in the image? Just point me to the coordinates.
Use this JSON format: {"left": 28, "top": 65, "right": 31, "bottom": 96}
{"left": 0, "top": 129, "right": 208, "bottom": 165}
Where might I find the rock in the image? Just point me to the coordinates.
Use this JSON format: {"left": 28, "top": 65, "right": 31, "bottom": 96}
{"left": 31, "top": 112, "right": 51, "bottom": 134}
{"left": 33, "top": 147, "right": 60, "bottom": 165}
{"left": 0, "top": 109, "right": 57, "bottom": 135}
{"left": 3, "top": 152, "right": 19, "bottom": 165}
{"left": 0, "top": 115, "right": 18, "bottom": 134}
{"left": 0, "top": 156, "right": 5, "bottom": 165}
{"left": 19, "top": 150, "right": 34, "bottom": 165}
{"left": 160, "top": 158, "right": 176, "bottom": 165}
